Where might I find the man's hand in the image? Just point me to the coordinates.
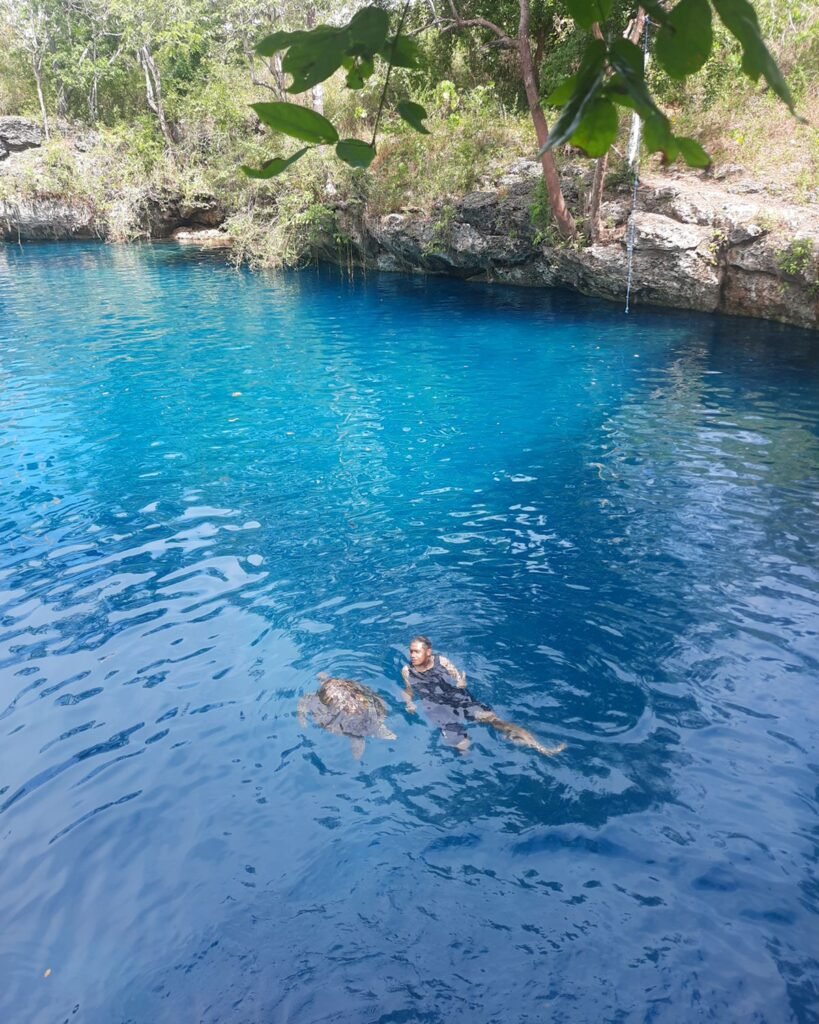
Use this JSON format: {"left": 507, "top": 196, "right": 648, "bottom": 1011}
{"left": 405, "top": 700, "right": 417, "bottom": 715}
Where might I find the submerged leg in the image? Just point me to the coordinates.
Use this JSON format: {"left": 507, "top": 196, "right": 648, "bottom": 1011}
{"left": 440, "top": 721, "right": 471, "bottom": 754}
{"left": 475, "top": 710, "right": 566, "bottom": 757}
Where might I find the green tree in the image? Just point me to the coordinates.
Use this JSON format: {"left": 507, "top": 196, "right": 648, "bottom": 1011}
{"left": 246, "top": 0, "right": 798, "bottom": 240}
{"left": 1, "top": 0, "right": 56, "bottom": 136}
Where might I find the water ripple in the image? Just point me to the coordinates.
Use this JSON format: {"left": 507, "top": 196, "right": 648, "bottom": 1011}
{"left": 0, "top": 246, "right": 817, "bottom": 1024}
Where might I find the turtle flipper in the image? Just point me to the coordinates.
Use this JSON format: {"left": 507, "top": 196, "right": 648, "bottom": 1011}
{"left": 376, "top": 724, "right": 396, "bottom": 741}
{"left": 349, "top": 737, "right": 365, "bottom": 760}
{"left": 298, "top": 695, "right": 319, "bottom": 728}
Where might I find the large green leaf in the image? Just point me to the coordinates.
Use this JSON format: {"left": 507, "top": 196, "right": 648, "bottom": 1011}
{"left": 336, "top": 138, "right": 376, "bottom": 168}
{"left": 255, "top": 29, "right": 311, "bottom": 57}
{"left": 396, "top": 100, "right": 430, "bottom": 134}
{"left": 712, "top": 0, "right": 795, "bottom": 111}
{"left": 344, "top": 56, "right": 375, "bottom": 90}
{"left": 378, "top": 35, "right": 420, "bottom": 69}
{"left": 637, "top": 1, "right": 672, "bottom": 27}
{"left": 562, "top": 0, "right": 613, "bottom": 31}
{"left": 251, "top": 102, "right": 339, "bottom": 144}
{"left": 241, "top": 147, "right": 310, "bottom": 179}
{"left": 675, "top": 136, "right": 710, "bottom": 168}
{"left": 642, "top": 111, "right": 678, "bottom": 162}
{"left": 570, "top": 98, "right": 619, "bottom": 157}
{"left": 256, "top": 25, "right": 342, "bottom": 58}
{"left": 655, "top": 0, "right": 712, "bottom": 79}
{"left": 348, "top": 6, "right": 389, "bottom": 58}
{"left": 283, "top": 33, "right": 350, "bottom": 93}
{"left": 546, "top": 73, "right": 579, "bottom": 108}
{"left": 605, "top": 78, "right": 640, "bottom": 111}
{"left": 608, "top": 38, "right": 659, "bottom": 120}
{"left": 541, "top": 39, "right": 607, "bottom": 152}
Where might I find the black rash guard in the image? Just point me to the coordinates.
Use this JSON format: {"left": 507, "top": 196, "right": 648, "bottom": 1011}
{"left": 406, "top": 656, "right": 490, "bottom": 745}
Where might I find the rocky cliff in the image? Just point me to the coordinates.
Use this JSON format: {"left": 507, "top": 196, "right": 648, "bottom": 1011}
{"left": 1, "top": 118, "right": 816, "bottom": 330}
{"left": 333, "top": 160, "right": 818, "bottom": 331}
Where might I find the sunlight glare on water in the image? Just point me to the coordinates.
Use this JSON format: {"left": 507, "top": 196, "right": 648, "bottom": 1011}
{"left": 1, "top": 243, "right": 818, "bottom": 1024}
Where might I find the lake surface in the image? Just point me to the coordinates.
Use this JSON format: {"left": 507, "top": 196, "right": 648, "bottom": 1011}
{"left": 1, "top": 242, "right": 818, "bottom": 1024}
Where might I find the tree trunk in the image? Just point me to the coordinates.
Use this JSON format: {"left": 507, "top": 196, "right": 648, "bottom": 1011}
{"left": 271, "top": 53, "right": 287, "bottom": 99}
{"left": 532, "top": 26, "right": 547, "bottom": 83}
{"left": 305, "top": 5, "right": 324, "bottom": 114}
{"left": 587, "top": 152, "right": 608, "bottom": 242}
{"left": 587, "top": 9, "right": 647, "bottom": 243}
{"left": 517, "top": 0, "right": 575, "bottom": 239}
{"left": 88, "top": 74, "right": 98, "bottom": 122}
{"left": 88, "top": 41, "right": 99, "bottom": 123}
{"left": 33, "top": 58, "right": 50, "bottom": 140}
{"left": 138, "top": 45, "right": 174, "bottom": 146}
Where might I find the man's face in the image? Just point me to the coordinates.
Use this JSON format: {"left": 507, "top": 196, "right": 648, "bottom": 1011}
{"left": 409, "top": 642, "right": 428, "bottom": 666}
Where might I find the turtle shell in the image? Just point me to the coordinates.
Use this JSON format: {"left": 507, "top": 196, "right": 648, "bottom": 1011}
{"left": 298, "top": 678, "right": 395, "bottom": 758}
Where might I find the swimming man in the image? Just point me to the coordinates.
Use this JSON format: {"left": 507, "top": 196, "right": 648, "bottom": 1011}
{"left": 401, "top": 635, "right": 565, "bottom": 756}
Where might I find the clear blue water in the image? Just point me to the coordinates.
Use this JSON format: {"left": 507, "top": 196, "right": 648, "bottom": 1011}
{"left": 1, "top": 242, "right": 818, "bottom": 1024}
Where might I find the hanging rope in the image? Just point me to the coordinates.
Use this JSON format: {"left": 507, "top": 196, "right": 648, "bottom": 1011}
{"left": 624, "top": 19, "right": 651, "bottom": 315}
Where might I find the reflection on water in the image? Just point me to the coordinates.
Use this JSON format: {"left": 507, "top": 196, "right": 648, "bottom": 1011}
{"left": 1, "top": 244, "right": 818, "bottom": 1023}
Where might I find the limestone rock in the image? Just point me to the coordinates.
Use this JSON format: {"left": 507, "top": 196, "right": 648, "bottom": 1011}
{"left": 631, "top": 211, "right": 712, "bottom": 253}
{"left": 0, "top": 117, "right": 44, "bottom": 155}
{"left": 0, "top": 196, "right": 100, "bottom": 240}
{"left": 339, "top": 179, "right": 816, "bottom": 325}
{"left": 136, "top": 188, "right": 225, "bottom": 238}
{"left": 722, "top": 232, "right": 819, "bottom": 330}
{"left": 496, "top": 158, "right": 541, "bottom": 187}
{"left": 171, "top": 226, "right": 231, "bottom": 247}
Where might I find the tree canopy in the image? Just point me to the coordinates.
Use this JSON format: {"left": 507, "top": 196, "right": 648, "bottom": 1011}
{"left": 0, "top": 0, "right": 812, "bottom": 243}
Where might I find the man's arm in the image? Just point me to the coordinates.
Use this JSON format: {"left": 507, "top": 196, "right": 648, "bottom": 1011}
{"left": 401, "top": 665, "right": 417, "bottom": 714}
{"left": 439, "top": 655, "right": 466, "bottom": 688}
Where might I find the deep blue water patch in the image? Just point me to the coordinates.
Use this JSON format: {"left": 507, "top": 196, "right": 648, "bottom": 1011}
{"left": 1, "top": 242, "right": 818, "bottom": 1024}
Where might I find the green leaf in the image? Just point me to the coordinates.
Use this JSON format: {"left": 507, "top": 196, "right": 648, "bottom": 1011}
{"left": 637, "top": 1, "right": 672, "bottom": 28}
{"left": 241, "top": 147, "right": 311, "bottom": 179}
{"left": 608, "top": 38, "right": 659, "bottom": 120}
{"left": 255, "top": 24, "right": 343, "bottom": 58}
{"left": 541, "top": 39, "right": 607, "bottom": 152}
{"left": 251, "top": 102, "right": 339, "bottom": 144}
{"left": 546, "top": 73, "right": 578, "bottom": 108}
{"left": 569, "top": 98, "right": 619, "bottom": 157}
{"left": 605, "top": 78, "right": 640, "bottom": 111}
{"left": 396, "top": 100, "right": 431, "bottom": 134}
{"left": 643, "top": 112, "right": 678, "bottom": 162}
{"left": 712, "top": 0, "right": 795, "bottom": 111}
{"left": 675, "top": 135, "right": 711, "bottom": 167}
{"left": 255, "top": 29, "right": 312, "bottom": 57}
{"left": 345, "top": 56, "right": 374, "bottom": 89}
{"left": 283, "top": 33, "right": 349, "bottom": 93}
{"left": 348, "top": 6, "right": 389, "bottom": 58}
{"left": 562, "top": 0, "right": 613, "bottom": 31}
{"left": 378, "top": 35, "right": 420, "bottom": 69}
{"left": 655, "top": 0, "right": 712, "bottom": 79}
{"left": 336, "top": 139, "right": 376, "bottom": 168}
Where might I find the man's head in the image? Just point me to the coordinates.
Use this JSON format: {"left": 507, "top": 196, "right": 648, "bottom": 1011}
{"left": 409, "top": 635, "right": 432, "bottom": 667}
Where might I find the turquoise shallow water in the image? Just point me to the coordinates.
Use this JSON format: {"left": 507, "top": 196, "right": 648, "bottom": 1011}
{"left": 1, "top": 242, "right": 818, "bottom": 1024}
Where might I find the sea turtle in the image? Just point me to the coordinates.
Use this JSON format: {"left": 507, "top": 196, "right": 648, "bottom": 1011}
{"left": 297, "top": 674, "right": 396, "bottom": 759}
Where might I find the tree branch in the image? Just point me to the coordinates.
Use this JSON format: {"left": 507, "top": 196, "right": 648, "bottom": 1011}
{"left": 444, "top": 0, "right": 515, "bottom": 46}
